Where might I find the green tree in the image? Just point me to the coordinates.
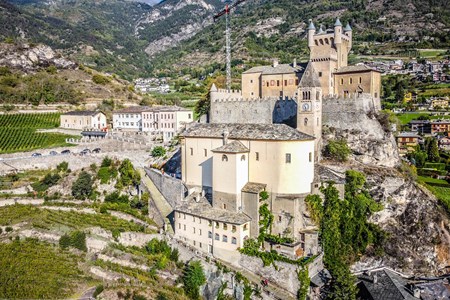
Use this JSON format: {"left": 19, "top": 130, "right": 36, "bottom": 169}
{"left": 182, "top": 260, "right": 206, "bottom": 300}
{"left": 151, "top": 146, "right": 166, "bottom": 157}
{"left": 57, "top": 161, "right": 69, "bottom": 173}
{"left": 323, "top": 139, "right": 351, "bottom": 162}
{"left": 69, "top": 231, "right": 87, "bottom": 252}
{"left": 426, "top": 138, "right": 440, "bottom": 162}
{"left": 71, "top": 171, "right": 93, "bottom": 199}
{"left": 118, "top": 159, "right": 141, "bottom": 187}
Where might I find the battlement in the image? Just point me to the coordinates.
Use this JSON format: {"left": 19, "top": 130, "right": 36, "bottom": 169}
{"left": 212, "top": 96, "right": 291, "bottom": 103}
{"left": 323, "top": 93, "right": 380, "bottom": 114}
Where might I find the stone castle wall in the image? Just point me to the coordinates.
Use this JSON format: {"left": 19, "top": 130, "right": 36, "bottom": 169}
{"left": 210, "top": 96, "right": 298, "bottom": 126}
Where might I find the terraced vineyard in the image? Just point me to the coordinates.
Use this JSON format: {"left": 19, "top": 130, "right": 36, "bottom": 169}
{"left": 0, "top": 113, "right": 77, "bottom": 154}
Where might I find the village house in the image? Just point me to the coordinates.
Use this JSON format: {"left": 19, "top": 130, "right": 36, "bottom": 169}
{"left": 409, "top": 120, "right": 432, "bottom": 134}
{"left": 396, "top": 132, "right": 421, "bottom": 155}
{"left": 430, "top": 97, "right": 449, "bottom": 110}
{"left": 141, "top": 106, "right": 193, "bottom": 141}
{"left": 60, "top": 111, "right": 107, "bottom": 131}
{"left": 431, "top": 120, "right": 450, "bottom": 134}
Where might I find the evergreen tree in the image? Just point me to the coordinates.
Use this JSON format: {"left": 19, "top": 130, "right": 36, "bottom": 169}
{"left": 71, "top": 171, "right": 93, "bottom": 199}
{"left": 182, "top": 260, "right": 206, "bottom": 300}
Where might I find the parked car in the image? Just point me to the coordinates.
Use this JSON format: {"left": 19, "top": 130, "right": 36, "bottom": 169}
{"left": 92, "top": 148, "right": 101, "bottom": 153}
{"left": 31, "top": 153, "right": 41, "bottom": 157}
{"left": 61, "top": 150, "right": 71, "bottom": 155}
{"left": 49, "top": 151, "right": 58, "bottom": 156}
{"left": 80, "top": 149, "right": 90, "bottom": 155}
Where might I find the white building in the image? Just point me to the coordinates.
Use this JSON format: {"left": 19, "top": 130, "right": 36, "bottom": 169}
{"left": 174, "top": 123, "right": 318, "bottom": 261}
{"left": 112, "top": 106, "right": 149, "bottom": 132}
{"left": 142, "top": 106, "right": 193, "bottom": 141}
{"left": 60, "top": 111, "right": 107, "bottom": 131}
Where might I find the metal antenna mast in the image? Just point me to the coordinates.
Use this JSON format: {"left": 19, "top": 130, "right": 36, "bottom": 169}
{"left": 214, "top": 0, "right": 247, "bottom": 91}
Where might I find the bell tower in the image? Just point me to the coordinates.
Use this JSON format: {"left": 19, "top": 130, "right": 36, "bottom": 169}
{"left": 297, "top": 63, "right": 322, "bottom": 161}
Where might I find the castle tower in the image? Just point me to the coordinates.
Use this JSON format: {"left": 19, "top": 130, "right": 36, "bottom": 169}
{"left": 297, "top": 63, "right": 322, "bottom": 161}
{"left": 308, "top": 18, "right": 353, "bottom": 96}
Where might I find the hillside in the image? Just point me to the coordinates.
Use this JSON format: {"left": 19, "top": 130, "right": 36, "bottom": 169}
{"left": 0, "top": 42, "right": 142, "bottom": 107}
{"left": 150, "top": 0, "right": 450, "bottom": 75}
{"left": 1, "top": 0, "right": 223, "bottom": 79}
{"left": 2, "top": 0, "right": 449, "bottom": 79}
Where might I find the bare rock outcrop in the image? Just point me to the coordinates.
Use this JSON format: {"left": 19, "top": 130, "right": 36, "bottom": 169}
{"left": 0, "top": 43, "right": 76, "bottom": 71}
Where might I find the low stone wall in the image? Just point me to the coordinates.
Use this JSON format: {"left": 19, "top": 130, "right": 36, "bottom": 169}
{"left": 145, "top": 168, "right": 186, "bottom": 208}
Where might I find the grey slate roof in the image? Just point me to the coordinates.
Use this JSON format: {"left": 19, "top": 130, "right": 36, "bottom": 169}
{"left": 344, "top": 23, "right": 352, "bottom": 31}
{"left": 299, "top": 62, "right": 321, "bottom": 88}
{"left": 212, "top": 140, "right": 249, "bottom": 153}
{"left": 62, "top": 110, "right": 102, "bottom": 116}
{"left": 308, "top": 20, "right": 316, "bottom": 30}
{"left": 397, "top": 132, "right": 420, "bottom": 138}
{"left": 113, "top": 106, "right": 151, "bottom": 114}
{"left": 182, "top": 123, "right": 314, "bottom": 141}
{"left": 143, "top": 105, "right": 191, "bottom": 112}
{"left": 243, "top": 63, "right": 303, "bottom": 75}
{"left": 334, "top": 18, "right": 343, "bottom": 27}
{"left": 358, "top": 269, "right": 417, "bottom": 300}
{"left": 175, "top": 194, "right": 251, "bottom": 225}
{"left": 334, "top": 65, "right": 381, "bottom": 74}
{"left": 241, "top": 182, "right": 267, "bottom": 193}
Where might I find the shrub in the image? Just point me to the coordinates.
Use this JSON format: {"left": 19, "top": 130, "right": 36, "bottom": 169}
{"left": 101, "top": 157, "right": 112, "bottom": 168}
{"left": 59, "top": 234, "right": 71, "bottom": 249}
{"left": 105, "top": 191, "right": 129, "bottom": 204}
{"left": 57, "top": 161, "right": 69, "bottom": 173}
{"left": 323, "top": 139, "right": 351, "bottom": 162}
{"left": 92, "top": 74, "right": 110, "bottom": 85}
{"left": 151, "top": 146, "right": 166, "bottom": 157}
{"left": 69, "top": 231, "right": 87, "bottom": 251}
{"left": 71, "top": 171, "right": 93, "bottom": 199}
{"left": 97, "top": 167, "right": 112, "bottom": 184}
{"left": 5, "top": 226, "right": 13, "bottom": 232}
{"left": 93, "top": 284, "right": 104, "bottom": 298}
{"left": 0, "top": 228, "right": 2, "bottom": 234}
{"left": 259, "top": 191, "right": 269, "bottom": 201}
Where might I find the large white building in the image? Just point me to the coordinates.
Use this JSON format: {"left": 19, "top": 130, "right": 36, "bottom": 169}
{"left": 112, "top": 106, "right": 193, "bottom": 141}
{"left": 174, "top": 123, "right": 319, "bottom": 261}
{"left": 142, "top": 106, "right": 193, "bottom": 141}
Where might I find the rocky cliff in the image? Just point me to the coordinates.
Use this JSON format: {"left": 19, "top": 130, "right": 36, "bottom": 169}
{"left": 321, "top": 100, "right": 450, "bottom": 276}
{"left": 0, "top": 43, "right": 76, "bottom": 71}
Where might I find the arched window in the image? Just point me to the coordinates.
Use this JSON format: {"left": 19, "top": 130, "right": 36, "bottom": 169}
{"left": 241, "top": 155, "right": 246, "bottom": 161}
{"left": 359, "top": 77, "right": 362, "bottom": 84}
{"left": 319, "top": 39, "right": 324, "bottom": 45}
{"left": 304, "top": 118, "right": 308, "bottom": 126}
{"left": 325, "top": 38, "right": 329, "bottom": 44}
{"left": 341, "top": 78, "right": 344, "bottom": 85}
{"left": 314, "top": 40, "right": 318, "bottom": 46}
{"left": 316, "top": 91, "right": 320, "bottom": 100}
{"left": 222, "top": 155, "right": 228, "bottom": 162}
{"left": 350, "top": 78, "right": 353, "bottom": 84}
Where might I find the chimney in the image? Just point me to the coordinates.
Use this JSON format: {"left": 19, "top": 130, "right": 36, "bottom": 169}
{"left": 413, "top": 287, "right": 421, "bottom": 298}
{"left": 223, "top": 130, "right": 229, "bottom": 145}
{"left": 273, "top": 58, "right": 279, "bottom": 68}
{"left": 373, "top": 273, "right": 378, "bottom": 284}
{"left": 293, "top": 58, "right": 297, "bottom": 68}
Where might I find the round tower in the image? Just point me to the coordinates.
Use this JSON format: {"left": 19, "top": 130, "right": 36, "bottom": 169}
{"left": 334, "top": 18, "right": 343, "bottom": 44}
{"left": 307, "top": 19, "right": 316, "bottom": 49}
{"left": 344, "top": 23, "right": 353, "bottom": 49}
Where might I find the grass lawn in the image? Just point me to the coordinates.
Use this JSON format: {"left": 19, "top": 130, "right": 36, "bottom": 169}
{"left": 396, "top": 112, "right": 450, "bottom": 125}
{"left": 418, "top": 49, "right": 447, "bottom": 58}
{"left": 418, "top": 176, "right": 449, "bottom": 185}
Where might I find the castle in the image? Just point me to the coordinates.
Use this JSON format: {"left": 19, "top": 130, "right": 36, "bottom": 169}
{"left": 173, "top": 19, "right": 382, "bottom": 262}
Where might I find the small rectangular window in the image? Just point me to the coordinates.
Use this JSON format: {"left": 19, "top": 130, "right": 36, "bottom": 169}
{"left": 319, "top": 72, "right": 322, "bottom": 77}
{"left": 232, "top": 237, "right": 237, "bottom": 244}
{"left": 178, "top": 223, "right": 181, "bottom": 229}
{"left": 309, "top": 152, "right": 312, "bottom": 162}
{"left": 255, "top": 152, "right": 259, "bottom": 161}
{"left": 199, "top": 229, "right": 202, "bottom": 236}
{"left": 223, "top": 203, "right": 227, "bottom": 210}
{"left": 193, "top": 227, "right": 196, "bottom": 234}
{"left": 232, "top": 225, "right": 237, "bottom": 232}
{"left": 199, "top": 242, "right": 202, "bottom": 248}
{"left": 223, "top": 223, "right": 228, "bottom": 230}
{"left": 223, "top": 235, "right": 228, "bottom": 242}
{"left": 208, "top": 231, "right": 212, "bottom": 238}
{"left": 215, "top": 233, "right": 220, "bottom": 241}
{"left": 286, "top": 153, "right": 291, "bottom": 163}
{"left": 278, "top": 216, "right": 282, "bottom": 222}
{"left": 183, "top": 224, "right": 186, "bottom": 231}
{"left": 204, "top": 149, "right": 207, "bottom": 157}
{"left": 277, "top": 80, "right": 280, "bottom": 87}
{"left": 190, "top": 148, "right": 193, "bottom": 155}
{"left": 284, "top": 80, "right": 287, "bottom": 86}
